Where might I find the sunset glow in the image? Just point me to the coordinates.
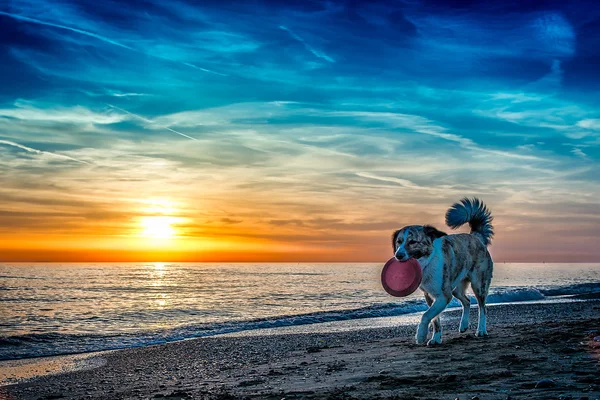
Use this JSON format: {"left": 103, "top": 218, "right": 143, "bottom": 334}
{"left": 140, "top": 216, "right": 176, "bottom": 239}
{"left": 0, "top": 0, "right": 599, "bottom": 262}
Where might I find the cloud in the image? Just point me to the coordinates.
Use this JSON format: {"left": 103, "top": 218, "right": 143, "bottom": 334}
{"left": 107, "top": 104, "right": 200, "bottom": 141}
{"left": 182, "top": 62, "right": 228, "bottom": 77}
{"left": 1, "top": 2, "right": 227, "bottom": 79}
{"left": 279, "top": 25, "right": 335, "bottom": 63}
{"left": 0, "top": 139, "right": 89, "bottom": 164}
{"left": 0, "top": 10, "right": 133, "bottom": 49}
{"left": 577, "top": 119, "right": 600, "bottom": 130}
{"left": 105, "top": 90, "right": 149, "bottom": 98}
{"left": 531, "top": 12, "right": 576, "bottom": 58}
{"left": 571, "top": 147, "right": 588, "bottom": 159}
{"left": 472, "top": 92, "right": 598, "bottom": 143}
{"left": 355, "top": 172, "right": 421, "bottom": 189}
{"left": 0, "top": 100, "right": 125, "bottom": 125}
{"left": 526, "top": 59, "right": 564, "bottom": 91}
{"left": 327, "top": 110, "right": 550, "bottom": 161}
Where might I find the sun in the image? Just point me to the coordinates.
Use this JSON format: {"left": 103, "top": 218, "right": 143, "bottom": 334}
{"left": 140, "top": 216, "right": 177, "bottom": 239}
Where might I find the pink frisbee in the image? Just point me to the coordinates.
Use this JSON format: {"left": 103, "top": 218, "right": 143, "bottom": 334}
{"left": 381, "top": 257, "right": 423, "bottom": 297}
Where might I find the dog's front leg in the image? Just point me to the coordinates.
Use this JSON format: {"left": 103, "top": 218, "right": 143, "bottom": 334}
{"left": 424, "top": 293, "right": 442, "bottom": 345}
{"left": 416, "top": 295, "right": 451, "bottom": 345}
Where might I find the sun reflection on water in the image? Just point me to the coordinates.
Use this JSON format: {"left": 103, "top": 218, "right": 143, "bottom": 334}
{"left": 147, "top": 263, "right": 170, "bottom": 308}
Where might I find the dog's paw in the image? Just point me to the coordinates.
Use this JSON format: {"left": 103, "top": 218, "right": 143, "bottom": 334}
{"left": 415, "top": 336, "right": 427, "bottom": 345}
{"left": 476, "top": 330, "right": 489, "bottom": 337}
{"left": 427, "top": 334, "right": 442, "bottom": 346}
{"left": 415, "top": 324, "right": 428, "bottom": 345}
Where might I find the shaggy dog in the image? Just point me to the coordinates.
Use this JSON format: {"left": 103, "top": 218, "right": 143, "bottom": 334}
{"left": 392, "top": 198, "right": 494, "bottom": 345}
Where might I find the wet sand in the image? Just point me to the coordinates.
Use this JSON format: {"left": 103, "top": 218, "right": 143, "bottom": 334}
{"left": 2, "top": 300, "right": 600, "bottom": 400}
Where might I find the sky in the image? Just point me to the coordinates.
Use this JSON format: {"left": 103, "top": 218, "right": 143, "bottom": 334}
{"left": 0, "top": 0, "right": 599, "bottom": 262}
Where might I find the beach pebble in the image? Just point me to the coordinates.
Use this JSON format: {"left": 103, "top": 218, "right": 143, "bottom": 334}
{"left": 535, "top": 379, "right": 557, "bottom": 389}
{"left": 169, "top": 390, "right": 191, "bottom": 398}
{"left": 44, "top": 393, "right": 65, "bottom": 399}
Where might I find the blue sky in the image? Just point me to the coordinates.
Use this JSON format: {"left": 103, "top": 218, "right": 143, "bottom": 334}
{"left": 0, "top": 0, "right": 599, "bottom": 262}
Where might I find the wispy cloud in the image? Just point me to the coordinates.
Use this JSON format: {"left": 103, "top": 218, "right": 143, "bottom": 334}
{"left": 0, "top": 139, "right": 89, "bottom": 164}
{"left": 571, "top": 148, "right": 587, "bottom": 159}
{"left": 0, "top": 10, "right": 133, "bottom": 49}
{"left": 279, "top": 25, "right": 334, "bottom": 63}
{"left": 182, "top": 62, "right": 228, "bottom": 77}
{"left": 0, "top": 101, "right": 124, "bottom": 124}
{"left": 107, "top": 104, "right": 199, "bottom": 142}
{"left": 0, "top": 5, "right": 226, "bottom": 78}
{"left": 355, "top": 172, "right": 426, "bottom": 191}
{"left": 577, "top": 119, "right": 600, "bottom": 131}
{"left": 105, "top": 90, "right": 149, "bottom": 98}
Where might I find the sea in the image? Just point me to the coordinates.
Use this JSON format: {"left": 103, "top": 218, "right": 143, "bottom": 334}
{"left": 1, "top": 262, "right": 599, "bottom": 360}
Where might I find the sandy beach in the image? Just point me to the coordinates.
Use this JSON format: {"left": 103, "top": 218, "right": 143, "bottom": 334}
{"left": 2, "top": 300, "right": 599, "bottom": 400}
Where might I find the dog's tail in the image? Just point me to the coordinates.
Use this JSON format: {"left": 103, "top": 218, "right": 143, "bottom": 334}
{"left": 445, "top": 197, "right": 494, "bottom": 246}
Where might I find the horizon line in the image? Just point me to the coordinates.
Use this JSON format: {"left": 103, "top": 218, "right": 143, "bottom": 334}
{"left": 1, "top": 260, "right": 598, "bottom": 264}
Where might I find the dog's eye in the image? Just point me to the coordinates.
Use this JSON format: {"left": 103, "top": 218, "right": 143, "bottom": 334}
{"left": 408, "top": 240, "right": 417, "bottom": 245}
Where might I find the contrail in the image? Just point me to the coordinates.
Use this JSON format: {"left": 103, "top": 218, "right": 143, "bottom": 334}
{"left": 107, "top": 104, "right": 199, "bottom": 142}
{"left": 0, "top": 11, "right": 133, "bottom": 50}
{"left": 0, "top": 11, "right": 225, "bottom": 76}
{"left": 183, "top": 62, "right": 229, "bottom": 77}
{"left": 279, "top": 25, "right": 335, "bottom": 63}
{"left": 0, "top": 139, "right": 89, "bottom": 164}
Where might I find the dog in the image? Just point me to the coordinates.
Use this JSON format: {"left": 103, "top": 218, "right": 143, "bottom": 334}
{"left": 392, "top": 197, "right": 494, "bottom": 346}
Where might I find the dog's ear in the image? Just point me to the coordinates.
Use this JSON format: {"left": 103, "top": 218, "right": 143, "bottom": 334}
{"left": 391, "top": 229, "right": 402, "bottom": 251}
{"left": 423, "top": 225, "right": 447, "bottom": 241}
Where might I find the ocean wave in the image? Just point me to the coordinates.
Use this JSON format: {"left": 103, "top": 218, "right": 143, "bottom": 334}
{"left": 0, "top": 301, "right": 428, "bottom": 360}
{"left": 539, "top": 282, "right": 600, "bottom": 296}
{"left": 486, "top": 287, "right": 546, "bottom": 303}
{"left": 0, "top": 275, "right": 46, "bottom": 280}
{"left": 1, "top": 282, "right": 599, "bottom": 360}
{"left": 0, "top": 286, "right": 34, "bottom": 291}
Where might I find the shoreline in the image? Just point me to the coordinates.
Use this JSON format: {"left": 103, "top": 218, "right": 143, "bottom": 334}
{"left": 0, "top": 297, "right": 592, "bottom": 369}
{"left": 2, "top": 292, "right": 596, "bottom": 363}
{"left": 0, "top": 354, "right": 107, "bottom": 388}
{"left": 2, "top": 300, "right": 600, "bottom": 399}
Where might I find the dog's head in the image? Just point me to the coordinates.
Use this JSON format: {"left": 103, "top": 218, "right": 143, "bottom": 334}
{"left": 391, "top": 225, "right": 447, "bottom": 261}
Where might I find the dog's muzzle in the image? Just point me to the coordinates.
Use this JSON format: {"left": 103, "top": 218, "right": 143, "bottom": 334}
{"left": 395, "top": 251, "right": 409, "bottom": 262}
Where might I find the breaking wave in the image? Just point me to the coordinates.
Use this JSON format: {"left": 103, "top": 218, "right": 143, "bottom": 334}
{"left": 1, "top": 282, "right": 598, "bottom": 360}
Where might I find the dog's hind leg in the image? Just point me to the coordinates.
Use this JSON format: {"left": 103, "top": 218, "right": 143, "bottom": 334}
{"left": 453, "top": 279, "right": 471, "bottom": 333}
{"left": 471, "top": 265, "right": 492, "bottom": 337}
{"left": 473, "top": 289, "right": 488, "bottom": 337}
{"left": 416, "top": 294, "right": 450, "bottom": 345}
{"left": 424, "top": 293, "right": 442, "bottom": 345}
